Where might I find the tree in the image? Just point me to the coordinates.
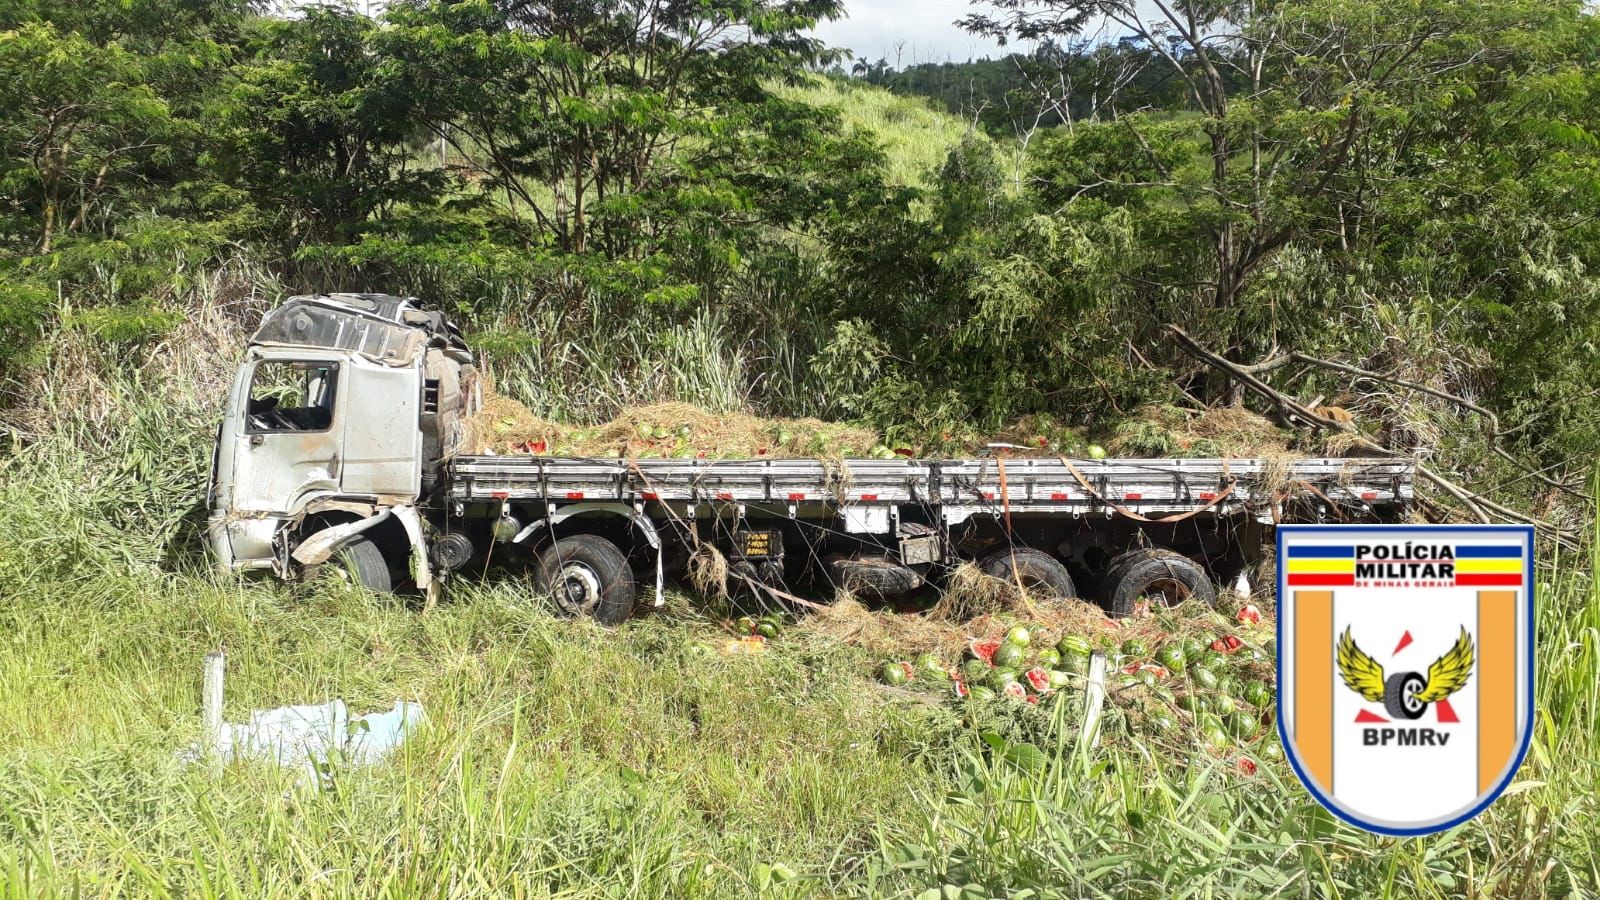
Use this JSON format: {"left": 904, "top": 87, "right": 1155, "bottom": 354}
{"left": 207, "top": 7, "right": 444, "bottom": 251}
{"left": 0, "top": 24, "right": 175, "bottom": 251}
{"left": 378, "top": 0, "right": 846, "bottom": 256}
{"left": 965, "top": 0, "right": 1579, "bottom": 401}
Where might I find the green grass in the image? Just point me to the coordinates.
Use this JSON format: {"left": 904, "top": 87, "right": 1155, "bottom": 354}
{"left": 0, "top": 305, "right": 1597, "bottom": 897}
{"left": 775, "top": 77, "right": 983, "bottom": 190}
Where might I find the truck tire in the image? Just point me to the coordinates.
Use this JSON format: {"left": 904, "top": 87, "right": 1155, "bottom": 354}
{"left": 330, "top": 535, "right": 395, "bottom": 593}
{"left": 730, "top": 558, "right": 786, "bottom": 612}
{"left": 1106, "top": 549, "right": 1216, "bottom": 618}
{"left": 828, "top": 555, "right": 923, "bottom": 596}
{"left": 1384, "top": 671, "right": 1428, "bottom": 720}
{"left": 979, "top": 548, "right": 1076, "bottom": 600}
{"left": 534, "top": 535, "right": 636, "bottom": 625}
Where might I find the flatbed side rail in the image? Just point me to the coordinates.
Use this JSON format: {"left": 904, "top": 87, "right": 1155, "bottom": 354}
{"left": 444, "top": 456, "right": 1414, "bottom": 517}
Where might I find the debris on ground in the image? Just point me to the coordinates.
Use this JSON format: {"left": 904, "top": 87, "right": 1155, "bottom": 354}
{"left": 197, "top": 699, "right": 426, "bottom": 783}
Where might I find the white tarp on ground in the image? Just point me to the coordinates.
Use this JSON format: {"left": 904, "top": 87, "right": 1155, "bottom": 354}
{"left": 211, "top": 699, "right": 425, "bottom": 781}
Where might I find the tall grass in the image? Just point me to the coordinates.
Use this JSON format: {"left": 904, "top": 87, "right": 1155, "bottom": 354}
{"left": 774, "top": 78, "right": 981, "bottom": 190}
{"left": 1, "top": 261, "right": 1596, "bottom": 897}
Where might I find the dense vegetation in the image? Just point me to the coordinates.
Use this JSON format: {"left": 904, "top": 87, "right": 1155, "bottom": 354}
{"left": 2, "top": 0, "right": 1598, "bottom": 895}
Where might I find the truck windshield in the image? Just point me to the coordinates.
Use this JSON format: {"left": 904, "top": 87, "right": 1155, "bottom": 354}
{"left": 246, "top": 361, "right": 338, "bottom": 432}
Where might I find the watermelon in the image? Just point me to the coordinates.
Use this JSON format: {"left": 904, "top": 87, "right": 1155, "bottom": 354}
{"left": 1060, "top": 652, "right": 1088, "bottom": 675}
{"left": 1136, "top": 668, "right": 1158, "bottom": 688}
{"left": 1178, "top": 693, "right": 1210, "bottom": 714}
{"left": 1181, "top": 636, "right": 1207, "bottom": 664}
{"left": 880, "top": 662, "right": 909, "bottom": 686}
{"left": 1214, "top": 693, "right": 1239, "bottom": 716}
{"left": 1242, "top": 681, "right": 1273, "bottom": 709}
{"left": 1004, "top": 625, "right": 1032, "bottom": 647}
{"left": 970, "top": 685, "right": 997, "bottom": 700}
{"left": 993, "top": 642, "right": 1026, "bottom": 669}
{"left": 1087, "top": 444, "right": 1108, "bottom": 459}
{"left": 990, "top": 668, "right": 1020, "bottom": 689}
{"left": 1155, "top": 644, "right": 1187, "bottom": 674}
{"left": 1047, "top": 670, "right": 1072, "bottom": 689}
{"left": 1120, "top": 638, "right": 1150, "bottom": 660}
{"left": 917, "top": 653, "right": 949, "bottom": 680}
{"left": 1002, "top": 681, "right": 1028, "bottom": 700}
{"left": 968, "top": 639, "right": 1003, "bottom": 665}
{"left": 1259, "top": 741, "right": 1284, "bottom": 760}
{"left": 1035, "top": 648, "right": 1061, "bottom": 668}
{"left": 757, "top": 621, "right": 779, "bottom": 639}
{"left": 1217, "top": 675, "right": 1238, "bottom": 697}
{"left": 1058, "top": 634, "right": 1093, "bottom": 657}
{"left": 1191, "top": 667, "right": 1221, "bottom": 691}
{"left": 952, "top": 679, "right": 970, "bottom": 699}
{"left": 1024, "top": 668, "right": 1052, "bottom": 692}
{"left": 1149, "top": 712, "right": 1178, "bottom": 734}
{"left": 1236, "top": 604, "right": 1262, "bottom": 625}
{"left": 735, "top": 616, "right": 758, "bottom": 635}
{"left": 1226, "top": 711, "right": 1258, "bottom": 738}
{"left": 962, "top": 659, "right": 990, "bottom": 683}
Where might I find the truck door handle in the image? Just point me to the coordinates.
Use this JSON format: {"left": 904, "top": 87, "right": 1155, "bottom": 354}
{"left": 250, "top": 434, "right": 264, "bottom": 446}
{"left": 330, "top": 451, "right": 341, "bottom": 478}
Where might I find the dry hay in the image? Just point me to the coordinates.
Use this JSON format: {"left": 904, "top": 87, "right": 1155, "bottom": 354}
{"left": 461, "top": 385, "right": 881, "bottom": 460}
{"left": 800, "top": 573, "right": 1123, "bottom": 667}
{"left": 928, "top": 562, "right": 1015, "bottom": 621}
{"left": 800, "top": 564, "right": 1269, "bottom": 677}
{"left": 1109, "top": 404, "right": 1295, "bottom": 459}
{"left": 462, "top": 386, "right": 1335, "bottom": 466}
{"left": 687, "top": 543, "right": 730, "bottom": 600}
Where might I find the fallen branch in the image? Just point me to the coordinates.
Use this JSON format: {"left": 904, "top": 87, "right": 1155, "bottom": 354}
{"left": 1163, "top": 324, "right": 1577, "bottom": 547}
{"left": 1285, "top": 351, "right": 1584, "bottom": 498}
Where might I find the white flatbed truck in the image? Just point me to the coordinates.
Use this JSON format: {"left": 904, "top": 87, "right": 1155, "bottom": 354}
{"left": 208, "top": 293, "right": 1415, "bottom": 622}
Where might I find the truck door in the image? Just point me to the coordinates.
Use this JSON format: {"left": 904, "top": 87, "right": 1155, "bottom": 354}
{"left": 224, "top": 356, "right": 345, "bottom": 561}
{"left": 234, "top": 357, "right": 343, "bottom": 509}
{"left": 337, "top": 355, "right": 422, "bottom": 499}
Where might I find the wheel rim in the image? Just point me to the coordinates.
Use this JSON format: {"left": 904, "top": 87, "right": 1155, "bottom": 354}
{"left": 1141, "top": 577, "right": 1192, "bottom": 607}
{"left": 554, "top": 562, "right": 602, "bottom": 616}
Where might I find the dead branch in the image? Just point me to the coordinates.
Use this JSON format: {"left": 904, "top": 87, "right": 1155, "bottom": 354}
{"left": 1285, "top": 351, "right": 1583, "bottom": 497}
{"left": 1163, "top": 324, "right": 1577, "bottom": 546}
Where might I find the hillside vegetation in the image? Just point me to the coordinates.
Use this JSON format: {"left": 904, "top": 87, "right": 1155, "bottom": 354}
{"left": 2, "top": 0, "right": 1600, "bottom": 894}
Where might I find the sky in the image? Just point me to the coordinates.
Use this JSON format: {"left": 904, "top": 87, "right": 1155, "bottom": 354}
{"left": 808, "top": 0, "right": 1167, "bottom": 67}
{"left": 808, "top": 0, "right": 1017, "bottom": 65}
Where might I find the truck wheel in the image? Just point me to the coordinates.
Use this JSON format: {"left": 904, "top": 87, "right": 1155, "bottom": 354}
{"left": 730, "top": 559, "right": 786, "bottom": 612}
{"left": 979, "top": 548, "right": 1076, "bottom": 600}
{"left": 534, "top": 535, "right": 636, "bottom": 625}
{"left": 828, "top": 555, "right": 923, "bottom": 596}
{"left": 1106, "top": 549, "right": 1216, "bottom": 618}
{"left": 326, "top": 535, "right": 395, "bottom": 593}
{"left": 1384, "top": 671, "right": 1428, "bottom": 720}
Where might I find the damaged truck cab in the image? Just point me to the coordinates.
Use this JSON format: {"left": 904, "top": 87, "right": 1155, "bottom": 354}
{"left": 209, "top": 293, "right": 475, "bottom": 595}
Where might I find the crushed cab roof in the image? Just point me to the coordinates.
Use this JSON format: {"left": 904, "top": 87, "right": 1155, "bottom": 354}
{"left": 250, "top": 293, "right": 468, "bottom": 365}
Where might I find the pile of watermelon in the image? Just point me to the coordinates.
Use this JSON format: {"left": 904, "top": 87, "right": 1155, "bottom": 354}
{"left": 879, "top": 625, "right": 1083, "bottom": 705}
{"left": 876, "top": 603, "right": 1282, "bottom": 763}
{"left": 1121, "top": 627, "right": 1278, "bottom": 756}
{"left": 733, "top": 612, "right": 789, "bottom": 640}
